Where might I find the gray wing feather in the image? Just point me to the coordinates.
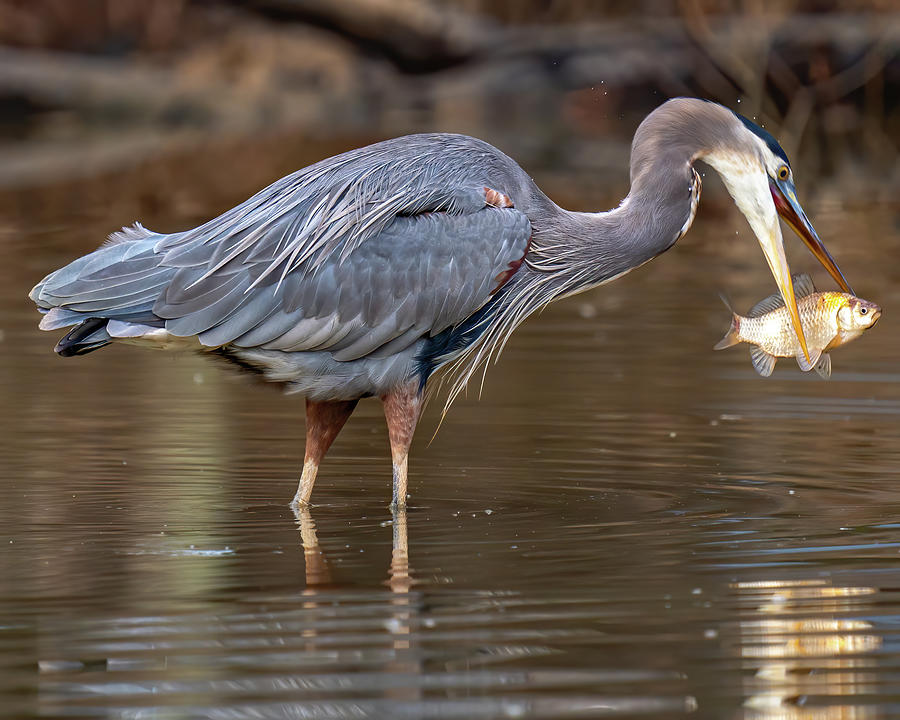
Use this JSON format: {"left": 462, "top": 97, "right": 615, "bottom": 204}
{"left": 230, "top": 308, "right": 303, "bottom": 348}
{"left": 165, "top": 276, "right": 252, "bottom": 337}
{"left": 154, "top": 136, "right": 498, "bottom": 295}
{"left": 31, "top": 232, "right": 169, "bottom": 326}
{"left": 173, "top": 208, "right": 531, "bottom": 360}
{"left": 32, "top": 134, "right": 534, "bottom": 362}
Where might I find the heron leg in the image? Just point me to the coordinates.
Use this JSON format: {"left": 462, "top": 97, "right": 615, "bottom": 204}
{"left": 381, "top": 382, "right": 423, "bottom": 510}
{"left": 291, "top": 398, "right": 358, "bottom": 508}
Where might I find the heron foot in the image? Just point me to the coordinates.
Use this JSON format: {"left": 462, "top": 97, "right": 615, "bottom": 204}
{"left": 289, "top": 494, "right": 314, "bottom": 510}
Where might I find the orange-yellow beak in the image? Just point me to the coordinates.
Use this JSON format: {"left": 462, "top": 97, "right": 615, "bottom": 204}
{"left": 767, "top": 176, "right": 852, "bottom": 361}
{"left": 770, "top": 178, "right": 852, "bottom": 293}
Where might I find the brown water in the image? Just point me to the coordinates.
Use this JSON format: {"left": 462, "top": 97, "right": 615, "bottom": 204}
{"left": 2, "top": 144, "right": 900, "bottom": 719}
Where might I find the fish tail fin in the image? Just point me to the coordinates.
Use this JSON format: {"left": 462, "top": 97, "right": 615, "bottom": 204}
{"left": 713, "top": 297, "right": 741, "bottom": 350}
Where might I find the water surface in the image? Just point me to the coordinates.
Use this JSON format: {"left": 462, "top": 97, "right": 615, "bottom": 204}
{"left": 2, "top": 142, "right": 900, "bottom": 719}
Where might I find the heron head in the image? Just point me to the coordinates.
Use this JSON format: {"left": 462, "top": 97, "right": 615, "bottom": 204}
{"left": 700, "top": 108, "right": 851, "bottom": 362}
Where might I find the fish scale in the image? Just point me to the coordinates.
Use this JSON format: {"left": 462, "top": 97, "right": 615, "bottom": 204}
{"left": 741, "top": 293, "right": 846, "bottom": 357}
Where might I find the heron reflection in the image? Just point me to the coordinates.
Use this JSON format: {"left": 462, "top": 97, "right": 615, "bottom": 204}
{"left": 294, "top": 506, "right": 421, "bottom": 702}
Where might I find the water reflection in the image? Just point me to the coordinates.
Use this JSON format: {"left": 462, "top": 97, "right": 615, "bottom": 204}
{"left": 296, "top": 507, "right": 422, "bottom": 704}
{"left": 734, "top": 579, "right": 881, "bottom": 720}
{"left": 25, "top": 508, "right": 702, "bottom": 718}
{"left": 297, "top": 509, "right": 331, "bottom": 588}
{"left": 4, "top": 144, "right": 900, "bottom": 718}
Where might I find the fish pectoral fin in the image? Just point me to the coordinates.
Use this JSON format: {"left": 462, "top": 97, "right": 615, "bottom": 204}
{"left": 796, "top": 348, "right": 822, "bottom": 372}
{"left": 749, "top": 346, "right": 777, "bottom": 377}
{"left": 814, "top": 353, "right": 832, "bottom": 379}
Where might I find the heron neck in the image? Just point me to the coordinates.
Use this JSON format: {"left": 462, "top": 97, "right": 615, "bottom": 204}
{"left": 521, "top": 100, "right": 742, "bottom": 304}
{"left": 529, "top": 167, "right": 696, "bottom": 302}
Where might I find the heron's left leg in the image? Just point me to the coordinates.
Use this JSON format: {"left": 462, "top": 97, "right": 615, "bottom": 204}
{"left": 380, "top": 382, "right": 423, "bottom": 510}
{"left": 292, "top": 398, "right": 358, "bottom": 508}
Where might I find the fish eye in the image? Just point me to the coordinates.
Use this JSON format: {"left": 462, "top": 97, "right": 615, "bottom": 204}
{"left": 860, "top": 307, "right": 868, "bottom": 315}
{"left": 777, "top": 166, "right": 789, "bottom": 180}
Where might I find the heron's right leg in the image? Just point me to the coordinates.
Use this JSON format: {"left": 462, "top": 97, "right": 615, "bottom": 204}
{"left": 292, "top": 398, "right": 358, "bottom": 508}
{"left": 381, "top": 382, "right": 423, "bottom": 510}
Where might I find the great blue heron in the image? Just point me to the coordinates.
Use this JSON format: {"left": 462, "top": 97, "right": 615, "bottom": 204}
{"left": 31, "top": 98, "right": 851, "bottom": 509}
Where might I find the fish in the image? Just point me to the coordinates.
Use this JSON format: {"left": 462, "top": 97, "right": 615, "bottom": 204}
{"left": 714, "top": 273, "right": 880, "bottom": 379}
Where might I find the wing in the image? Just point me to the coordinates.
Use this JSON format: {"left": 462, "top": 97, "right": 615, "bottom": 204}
{"left": 31, "top": 227, "right": 170, "bottom": 327}
{"left": 155, "top": 205, "right": 532, "bottom": 360}
{"left": 32, "top": 133, "right": 536, "bottom": 362}
{"left": 153, "top": 134, "right": 518, "bottom": 285}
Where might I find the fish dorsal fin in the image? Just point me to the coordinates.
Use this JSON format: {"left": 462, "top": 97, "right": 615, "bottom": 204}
{"left": 749, "top": 346, "right": 777, "bottom": 377}
{"left": 746, "top": 274, "right": 817, "bottom": 318}
{"left": 791, "top": 272, "right": 817, "bottom": 298}
{"left": 748, "top": 292, "right": 785, "bottom": 318}
{"left": 796, "top": 348, "right": 822, "bottom": 372}
{"left": 814, "top": 353, "right": 832, "bottom": 379}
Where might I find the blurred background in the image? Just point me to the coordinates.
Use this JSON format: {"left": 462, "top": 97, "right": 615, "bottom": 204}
{"left": 3, "top": 4, "right": 900, "bottom": 718}
{"left": 0, "top": 0, "right": 898, "bottom": 223}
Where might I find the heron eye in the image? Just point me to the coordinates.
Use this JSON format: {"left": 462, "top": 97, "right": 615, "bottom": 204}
{"left": 777, "top": 166, "right": 789, "bottom": 180}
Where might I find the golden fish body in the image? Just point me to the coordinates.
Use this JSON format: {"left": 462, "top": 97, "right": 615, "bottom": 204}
{"left": 715, "top": 273, "right": 880, "bottom": 378}
{"left": 741, "top": 292, "right": 855, "bottom": 356}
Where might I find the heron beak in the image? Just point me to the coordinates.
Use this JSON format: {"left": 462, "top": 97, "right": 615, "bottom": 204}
{"left": 756, "top": 220, "right": 812, "bottom": 362}
{"left": 770, "top": 177, "right": 853, "bottom": 294}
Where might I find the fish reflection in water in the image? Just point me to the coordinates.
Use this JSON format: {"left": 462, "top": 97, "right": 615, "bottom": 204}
{"left": 732, "top": 579, "right": 881, "bottom": 719}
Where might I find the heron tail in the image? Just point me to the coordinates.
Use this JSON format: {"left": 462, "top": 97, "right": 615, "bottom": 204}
{"left": 713, "top": 293, "right": 742, "bottom": 350}
{"left": 54, "top": 318, "right": 112, "bottom": 357}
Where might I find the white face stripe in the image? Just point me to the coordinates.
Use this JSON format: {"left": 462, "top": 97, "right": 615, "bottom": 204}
{"left": 702, "top": 147, "right": 780, "bottom": 251}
